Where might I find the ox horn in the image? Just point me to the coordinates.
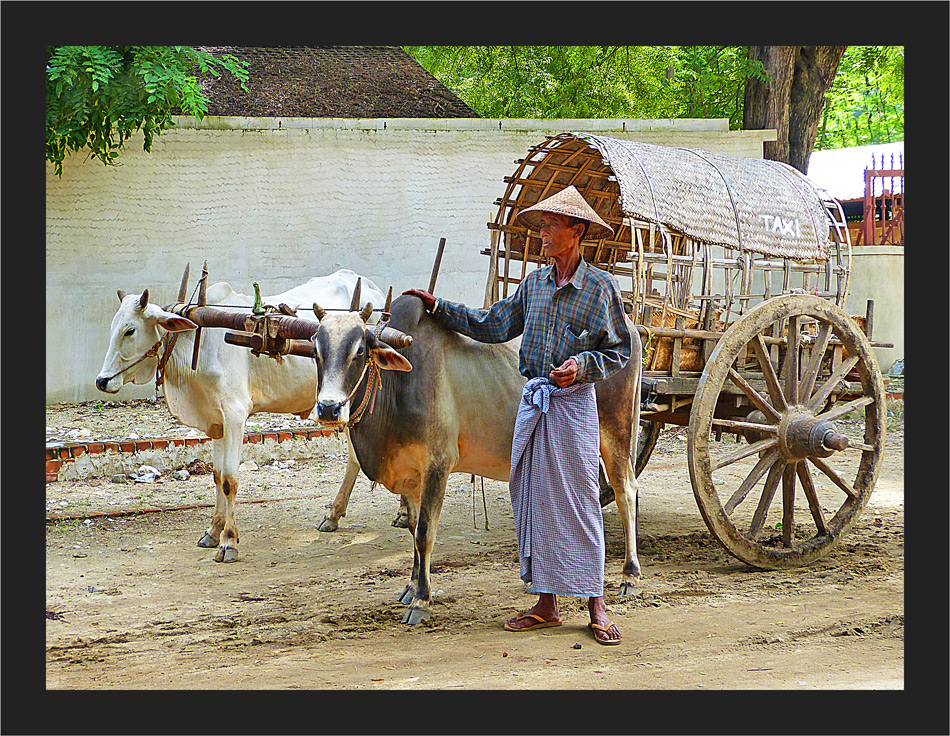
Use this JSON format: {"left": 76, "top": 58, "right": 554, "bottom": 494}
{"left": 177, "top": 262, "right": 191, "bottom": 303}
{"left": 383, "top": 286, "right": 393, "bottom": 317}
{"left": 312, "top": 302, "right": 326, "bottom": 321}
{"left": 117, "top": 289, "right": 128, "bottom": 302}
{"left": 375, "top": 325, "right": 413, "bottom": 349}
{"left": 349, "top": 278, "right": 362, "bottom": 312}
{"left": 139, "top": 289, "right": 149, "bottom": 309}
{"left": 360, "top": 303, "right": 374, "bottom": 323}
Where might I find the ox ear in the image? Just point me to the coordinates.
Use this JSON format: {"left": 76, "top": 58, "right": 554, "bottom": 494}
{"left": 117, "top": 289, "right": 128, "bottom": 302}
{"left": 155, "top": 310, "right": 198, "bottom": 333}
{"left": 139, "top": 289, "right": 149, "bottom": 309}
{"left": 366, "top": 329, "right": 412, "bottom": 372}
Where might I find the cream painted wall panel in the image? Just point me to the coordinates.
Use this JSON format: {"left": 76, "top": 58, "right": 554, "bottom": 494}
{"left": 47, "top": 120, "right": 772, "bottom": 403}
{"left": 846, "top": 246, "right": 904, "bottom": 372}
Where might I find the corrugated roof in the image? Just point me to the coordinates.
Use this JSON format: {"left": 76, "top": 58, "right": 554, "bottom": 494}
{"left": 194, "top": 46, "right": 479, "bottom": 118}
{"left": 806, "top": 142, "right": 904, "bottom": 201}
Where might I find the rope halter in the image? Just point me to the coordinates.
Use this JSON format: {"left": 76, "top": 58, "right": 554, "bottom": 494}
{"left": 344, "top": 354, "right": 382, "bottom": 428}
{"left": 99, "top": 339, "right": 163, "bottom": 385}
{"left": 339, "top": 320, "right": 387, "bottom": 429}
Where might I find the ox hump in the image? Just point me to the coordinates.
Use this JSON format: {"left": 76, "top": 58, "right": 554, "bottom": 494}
{"left": 206, "top": 282, "right": 234, "bottom": 305}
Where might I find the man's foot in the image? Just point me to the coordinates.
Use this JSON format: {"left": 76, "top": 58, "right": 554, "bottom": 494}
{"left": 588, "top": 596, "right": 622, "bottom": 645}
{"left": 504, "top": 611, "right": 563, "bottom": 632}
{"left": 504, "top": 593, "right": 560, "bottom": 632}
{"left": 588, "top": 620, "right": 622, "bottom": 645}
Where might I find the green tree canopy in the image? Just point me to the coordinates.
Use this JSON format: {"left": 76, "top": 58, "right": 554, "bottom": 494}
{"left": 404, "top": 46, "right": 766, "bottom": 124}
{"left": 816, "top": 45, "right": 904, "bottom": 149}
{"left": 46, "top": 46, "right": 249, "bottom": 177}
{"left": 405, "top": 45, "right": 903, "bottom": 153}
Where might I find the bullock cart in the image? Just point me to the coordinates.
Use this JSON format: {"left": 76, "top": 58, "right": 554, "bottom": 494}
{"left": 482, "top": 132, "right": 893, "bottom": 570}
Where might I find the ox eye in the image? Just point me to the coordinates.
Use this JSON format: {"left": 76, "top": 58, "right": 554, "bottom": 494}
{"left": 124, "top": 327, "right": 135, "bottom": 337}
{"left": 355, "top": 345, "right": 365, "bottom": 357}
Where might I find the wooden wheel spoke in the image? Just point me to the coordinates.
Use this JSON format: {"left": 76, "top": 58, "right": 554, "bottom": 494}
{"left": 781, "top": 315, "right": 801, "bottom": 405}
{"left": 816, "top": 395, "right": 874, "bottom": 424}
{"left": 727, "top": 368, "right": 780, "bottom": 422}
{"left": 796, "top": 461, "right": 829, "bottom": 536}
{"left": 781, "top": 463, "right": 797, "bottom": 547}
{"left": 799, "top": 322, "right": 832, "bottom": 400}
{"left": 723, "top": 447, "right": 780, "bottom": 514}
{"left": 750, "top": 334, "right": 787, "bottom": 411}
{"left": 806, "top": 354, "right": 860, "bottom": 412}
{"left": 748, "top": 458, "right": 785, "bottom": 538}
{"left": 712, "top": 436, "right": 778, "bottom": 472}
{"left": 808, "top": 456, "right": 859, "bottom": 500}
{"left": 711, "top": 418, "right": 778, "bottom": 434}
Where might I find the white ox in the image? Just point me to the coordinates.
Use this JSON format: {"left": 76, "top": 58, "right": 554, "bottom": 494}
{"left": 95, "top": 268, "right": 385, "bottom": 562}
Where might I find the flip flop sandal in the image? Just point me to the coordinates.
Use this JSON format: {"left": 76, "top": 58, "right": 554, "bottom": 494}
{"left": 588, "top": 620, "right": 622, "bottom": 645}
{"left": 504, "top": 612, "right": 563, "bottom": 632}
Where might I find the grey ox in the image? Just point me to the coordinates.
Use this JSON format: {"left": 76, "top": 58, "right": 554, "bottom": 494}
{"left": 310, "top": 293, "right": 643, "bottom": 624}
{"left": 95, "top": 268, "right": 385, "bottom": 563}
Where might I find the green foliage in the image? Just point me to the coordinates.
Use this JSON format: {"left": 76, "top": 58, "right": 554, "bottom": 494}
{"left": 816, "top": 46, "right": 903, "bottom": 149}
{"left": 405, "top": 46, "right": 681, "bottom": 119}
{"left": 665, "top": 47, "right": 767, "bottom": 129}
{"left": 46, "top": 46, "right": 249, "bottom": 177}
{"left": 406, "top": 45, "right": 902, "bottom": 150}
{"left": 404, "top": 46, "right": 765, "bottom": 127}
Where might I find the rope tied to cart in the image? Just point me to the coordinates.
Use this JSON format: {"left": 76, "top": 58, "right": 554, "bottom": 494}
{"left": 641, "top": 325, "right": 655, "bottom": 369}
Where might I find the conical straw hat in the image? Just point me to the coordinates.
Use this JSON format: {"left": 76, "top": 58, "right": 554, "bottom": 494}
{"left": 514, "top": 185, "right": 614, "bottom": 240}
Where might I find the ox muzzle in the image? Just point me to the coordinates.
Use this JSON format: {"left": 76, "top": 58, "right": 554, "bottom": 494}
{"left": 316, "top": 400, "right": 346, "bottom": 423}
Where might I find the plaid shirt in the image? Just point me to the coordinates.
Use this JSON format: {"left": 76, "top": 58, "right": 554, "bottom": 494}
{"left": 432, "top": 259, "right": 631, "bottom": 383}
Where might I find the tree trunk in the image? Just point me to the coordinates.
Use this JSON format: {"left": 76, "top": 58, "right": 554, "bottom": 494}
{"left": 744, "top": 46, "right": 847, "bottom": 173}
{"left": 744, "top": 46, "right": 797, "bottom": 164}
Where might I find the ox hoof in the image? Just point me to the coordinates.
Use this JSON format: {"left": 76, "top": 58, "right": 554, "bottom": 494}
{"left": 214, "top": 546, "right": 239, "bottom": 563}
{"left": 198, "top": 533, "right": 219, "bottom": 549}
{"left": 397, "top": 585, "right": 416, "bottom": 605}
{"left": 619, "top": 580, "right": 642, "bottom": 597}
{"left": 391, "top": 512, "right": 410, "bottom": 529}
{"left": 317, "top": 517, "right": 339, "bottom": 533}
{"left": 401, "top": 606, "right": 431, "bottom": 625}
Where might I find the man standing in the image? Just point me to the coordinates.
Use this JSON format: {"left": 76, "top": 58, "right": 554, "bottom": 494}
{"left": 404, "top": 185, "right": 631, "bottom": 645}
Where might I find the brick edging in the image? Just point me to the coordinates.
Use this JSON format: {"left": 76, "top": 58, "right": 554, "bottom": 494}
{"left": 46, "top": 428, "right": 338, "bottom": 482}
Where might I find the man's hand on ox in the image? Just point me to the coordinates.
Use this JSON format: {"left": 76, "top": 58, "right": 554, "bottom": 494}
{"left": 549, "top": 358, "right": 579, "bottom": 388}
{"left": 402, "top": 288, "right": 436, "bottom": 311}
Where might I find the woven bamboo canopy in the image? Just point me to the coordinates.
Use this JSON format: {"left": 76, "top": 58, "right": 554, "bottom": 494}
{"left": 485, "top": 132, "right": 851, "bottom": 324}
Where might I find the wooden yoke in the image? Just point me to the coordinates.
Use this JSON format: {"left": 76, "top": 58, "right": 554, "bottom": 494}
{"left": 165, "top": 265, "right": 412, "bottom": 363}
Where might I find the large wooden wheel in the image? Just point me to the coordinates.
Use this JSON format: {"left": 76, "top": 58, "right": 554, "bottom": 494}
{"left": 687, "top": 295, "right": 886, "bottom": 569}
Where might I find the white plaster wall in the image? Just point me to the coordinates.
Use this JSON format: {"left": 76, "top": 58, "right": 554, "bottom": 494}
{"left": 845, "top": 246, "right": 904, "bottom": 372}
{"left": 46, "top": 118, "right": 775, "bottom": 403}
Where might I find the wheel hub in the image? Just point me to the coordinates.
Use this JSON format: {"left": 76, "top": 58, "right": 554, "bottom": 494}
{"left": 777, "top": 409, "right": 849, "bottom": 460}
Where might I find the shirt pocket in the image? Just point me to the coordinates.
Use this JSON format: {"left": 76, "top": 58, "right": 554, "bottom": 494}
{"left": 565, "top": 326, "right": 597, "bottom": 355}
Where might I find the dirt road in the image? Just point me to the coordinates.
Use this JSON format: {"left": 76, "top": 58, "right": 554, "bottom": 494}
{"left": 43, "top": 398, "right": 907, "bottom": 703}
